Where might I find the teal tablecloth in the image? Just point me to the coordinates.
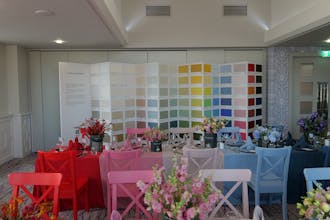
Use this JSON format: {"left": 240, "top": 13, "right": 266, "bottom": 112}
{"left": 221, "top": 147, "right": 325, "bottom": 204}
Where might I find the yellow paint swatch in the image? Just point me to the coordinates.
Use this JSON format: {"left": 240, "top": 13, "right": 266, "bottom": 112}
{"left": 204, "top": 64, "right": 211, "bottom": 72}
{"left": 191, "top": 64, "right": 202, "bottom": 72}
{"left": 191, "top": 99, "right": 202, "bottom": 107}
{"left": 191, "top": 88, "right": 202, "bottom": 95}
{"left": 191, "top": 110, "right": 202, "bottom": 118}
{"left": 204, "top": 76, "right": 212, "bottom": 84}
{"left": 204, "top": 88, "right": 212, "bottom": 95}
{"left": 191, "top": 76, "right": 203, "bottom": 84}
{"left": 178, "top": 65, "right": 189, "bottom": 73}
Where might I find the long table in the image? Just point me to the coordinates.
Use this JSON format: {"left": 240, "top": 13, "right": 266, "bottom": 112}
{"left": 220, "top": 147, "right": 325, "bottom": 204}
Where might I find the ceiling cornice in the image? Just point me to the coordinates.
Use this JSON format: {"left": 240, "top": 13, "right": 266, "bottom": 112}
{"left": 87, "top": 0, "right": 128, "bottom": 46}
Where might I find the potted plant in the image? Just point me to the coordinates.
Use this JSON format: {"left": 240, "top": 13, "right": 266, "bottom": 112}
{"left": 137, "top": 157, "right": 220, "bottom": 220}
{"left": 199, "top": 117, "right": 228, "bottom": 148}
{"left": 144, "top": 127, "right": 168, "bottom": 152}
{"left": 297, "top": 112, "right": 327, "bottom": 143}
{"left": 80, "top": 118, "right": 111, "bottom": 152}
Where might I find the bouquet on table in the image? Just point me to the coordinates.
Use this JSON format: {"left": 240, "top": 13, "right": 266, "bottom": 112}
{"left": 137, "top": 157, "right": 220, "bottom": 220}
{"left": 253, "top": 125, "right": 282, "bottom": 146}
{"left": 199, "top": 117, "right": 228, "bottom": 134}
{"left": 297, "top": 184, "right": 330, "bottom": 219}
{"left": 297, "top": 112, "right": 327, "bottom": 139}
{"left": 144, "top": 127, "right": 168, "bottom": 142}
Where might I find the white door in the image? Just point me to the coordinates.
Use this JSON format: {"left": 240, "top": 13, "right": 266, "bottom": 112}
{"left": 291, "top": 56, "right": 330, "bottom": 138}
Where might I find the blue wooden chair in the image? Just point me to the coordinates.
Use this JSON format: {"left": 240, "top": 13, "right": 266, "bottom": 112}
{"left": 248, "top": 146, "right": 292, "bottom": 220}
{"left": 217, "top": 127, "right": 243, "bottom": 145}
{"left": 304, "top": 167, "right": 330, "bottom": 191}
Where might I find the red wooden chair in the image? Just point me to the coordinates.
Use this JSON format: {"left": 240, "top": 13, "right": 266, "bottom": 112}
{"left": 38, "top": 151, "right": 89, "bottom": 220}
{"left": 107, "top": 170, "right": 157, "bottom": 220}
{"left": 8, "top": 172, "right": 62, "bottom": 220}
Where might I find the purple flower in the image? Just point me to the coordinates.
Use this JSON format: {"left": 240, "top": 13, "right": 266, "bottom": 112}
{"left": 310, "top": 112, "right": 318, "bottom": 121}
{"left": 297, "top": 119, "right": 306, "bottom": 128}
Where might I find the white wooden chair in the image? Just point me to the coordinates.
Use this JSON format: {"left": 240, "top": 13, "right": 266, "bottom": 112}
{"left": 183, "top": 147, "right": 222, "bottom": 177}
{"left": 200, "top": 169, "right": 251, "bottom": 219}
{"left": 169, "top": 127, "right": 198, "bottom": 146}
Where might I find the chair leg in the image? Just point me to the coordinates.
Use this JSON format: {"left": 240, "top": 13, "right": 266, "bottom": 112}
{"left": 73, "top": 197, "right": 78, "bottom": 220}
{"left": 282, "top": 192, "right": 287, "bottom": 220}
{"left": 255, "top": 190, "right": 260, "bottom": 206}
{"left": 84, "top": 187, "right": 89, "bottom": 212}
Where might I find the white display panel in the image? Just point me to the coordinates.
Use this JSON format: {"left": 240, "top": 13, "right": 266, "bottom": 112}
{"left": 59, "top": 62, "right": 91, "bottom": 143}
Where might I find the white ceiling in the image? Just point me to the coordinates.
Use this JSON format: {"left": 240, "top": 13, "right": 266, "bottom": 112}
{"left": 0, "top": 0, "right": 328, "bottom": 49}
{"left": 0, "top": 0, "right": 121, "bottom": 49}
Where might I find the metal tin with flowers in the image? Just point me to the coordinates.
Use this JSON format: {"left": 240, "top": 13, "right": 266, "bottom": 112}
{"left": 137, "top": 157, "right": 220, "bottom": 220}
{"left": 252, "top": 126, "right": 282, "bottom": 147}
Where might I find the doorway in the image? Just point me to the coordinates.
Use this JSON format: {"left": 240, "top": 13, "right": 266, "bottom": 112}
{"left": 291, "top": 56, "right": 330, "bottom": 139}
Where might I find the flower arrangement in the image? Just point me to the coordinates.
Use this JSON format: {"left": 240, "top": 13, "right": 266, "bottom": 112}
{"left": 297, "top": 112, "right": 327, "bottom": 137}
{"left": 80, "top": 118, "right": 112, "bottom": 137}
{"left": 252, "top": 126, "right": 282, "bottom": 143}
{"left": 144, "top": 127, "right": 168, "bottom": 142}
{"left": 137, "top": 157, "right": 220, "bottom": 220}
{"left": 199, "top": 117, "right": 229, "bottom": 134}
{"left": 297, "top": 184, "right": 330, "bottom": 219}
{"left": 0, "top": 196, "right": 56, "bottom": 220}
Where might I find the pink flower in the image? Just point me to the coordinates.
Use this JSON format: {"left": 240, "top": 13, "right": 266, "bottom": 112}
{"left": 151, "top": 199, "right": 162, "bottom": 213}
{"left": 186, "top": 207, "right": 197, "bottom": 219}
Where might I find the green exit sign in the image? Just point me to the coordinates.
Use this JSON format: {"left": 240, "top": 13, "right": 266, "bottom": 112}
{"left": 320, "top": 50, "right": 330, "bottom": 57}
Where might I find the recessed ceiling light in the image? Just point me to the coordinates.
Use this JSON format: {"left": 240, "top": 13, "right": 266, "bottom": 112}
{"left": 54, "top": 39, "right": 65, "bottom": 44}
{"left": 34, "top": 9, "right": 55, "bottom": 16}
{"left": 325, "top": 38, "right": 330, "bottom": 43}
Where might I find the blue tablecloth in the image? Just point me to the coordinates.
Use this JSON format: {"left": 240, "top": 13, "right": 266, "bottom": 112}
{"left": 221, "top": 147, "right": 325, "bottom": 204}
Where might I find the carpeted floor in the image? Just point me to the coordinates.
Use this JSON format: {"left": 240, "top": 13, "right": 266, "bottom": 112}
{"left": 0, "top": 153, "right": 300, "bottom": 219}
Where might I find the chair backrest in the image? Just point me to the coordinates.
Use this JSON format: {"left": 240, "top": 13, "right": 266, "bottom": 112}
{"left": 106, "top": 149, "right": 142, "bottom": 171}
{"left": 108, "top": 170, "right": 155, "bottom": 220}
{"left": 170, "top": 127, "right": 197, "bottom": 145}
{"left": 183, "top": 147, "right": 221, "bottom": 177}
{"left": 38, "top": 151, "right": 77, "bottom": 193}
{"left": 8, "top": 172, "right": 62, "bottom": 220}
{"left": 126, "top": 128, "right": 149, "bottom": 139}
{"left": 255, "top": 146, "right": 292, "bottom": 189}
{"left": 304, "top": 167, "right": 330, "bottom": 191}
{"left": 200, "top": 169, "right": 251, "bottom": 219}
{"left": 217, "top": 127, "right": 243, "bottom": 143}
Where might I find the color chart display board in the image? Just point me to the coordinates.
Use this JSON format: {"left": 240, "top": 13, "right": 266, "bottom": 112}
{"left": 59, "top": 61, "right": 263, "bottom": 141}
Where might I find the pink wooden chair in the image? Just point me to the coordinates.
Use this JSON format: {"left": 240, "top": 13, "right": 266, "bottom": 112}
{"left": 101, "top": 149, "right": 143, "bottom": 216}
{"left": 183, "top": 147, "right": 223, "bottom": 177}
{"left": 125, "top": 128, "right": 150, "bottom": 145}
{"left": 107, "top": 170, "right": 157, "bottom": 220}
{"left": 200, "top": 169, "right": 251, "bottom": 219}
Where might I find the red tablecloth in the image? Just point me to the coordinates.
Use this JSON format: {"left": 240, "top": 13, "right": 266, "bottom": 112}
{"left": 35, "top": 151, "right": 105, "bottom": 210}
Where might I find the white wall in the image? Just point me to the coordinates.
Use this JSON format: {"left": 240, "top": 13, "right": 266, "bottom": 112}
{"left": 0, "top": 44, "right": 7, "bottom": 114}
{"left": 29, "top": 49, "right": 265, "bottom": 151}
{"left": 122, "top": 0, "right": 270, "bottom": 48}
